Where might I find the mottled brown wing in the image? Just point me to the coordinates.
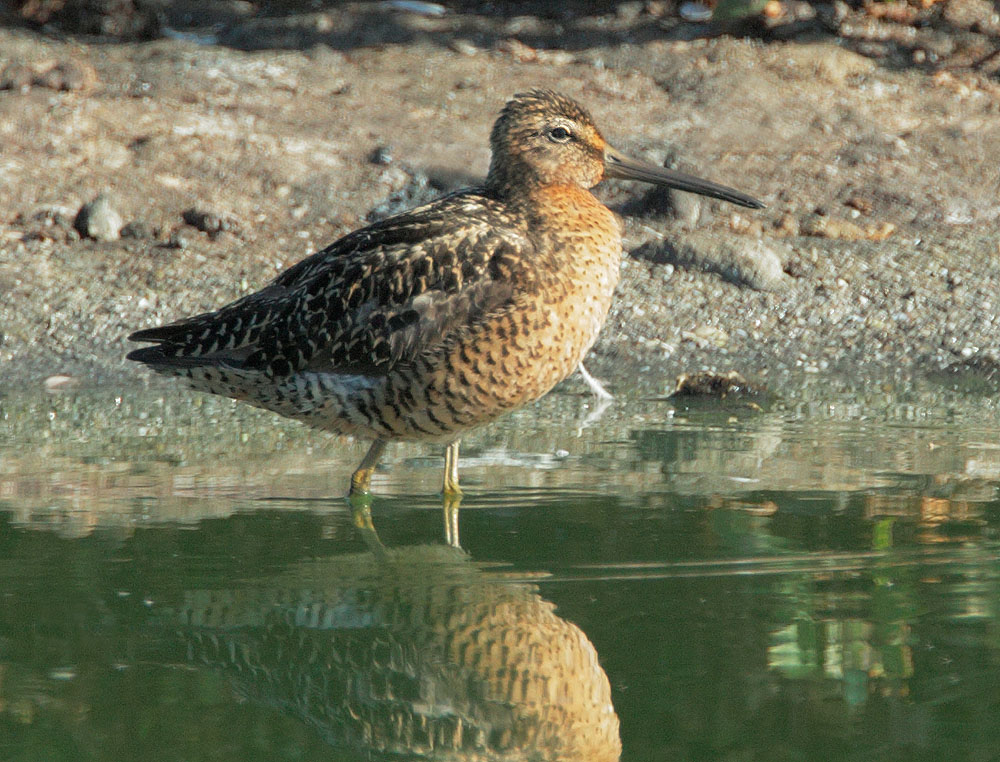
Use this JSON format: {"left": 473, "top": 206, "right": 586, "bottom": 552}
{"left": 128, "top": 193, "right": 536, "bottom": 378}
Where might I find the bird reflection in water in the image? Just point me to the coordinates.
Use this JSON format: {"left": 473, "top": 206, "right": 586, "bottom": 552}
{"left": 166, "top": 524, "right": 620, "bottom": 761}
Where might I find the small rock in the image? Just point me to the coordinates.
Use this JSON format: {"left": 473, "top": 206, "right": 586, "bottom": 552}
{"left": 0, "top": 63, "right": 34, "bottom": 91}
{"left": 645, "top": 1, "right": 670, "bottom": 18}
{"left": 33, "top": 60, "right": 98, "bottom": 92}
{"left": 672, "top": 370, "right": 766, "bottom": 398}
{"left": 0, "top": 60, "right": 97, "bottom": 92}
{"left": 182, "top": 207, "right": 239, "bottom": 237}
{"left": 865, "top": 222, "right": 896, "bottom": 241}
{"left": 536, "top": 49, "right": 574, "bottom": 65}
{"left": 635, "top": 231, "right": 790, "bottom": 292}
{"left": 384, "top": 1, "right": 446, "bottom": 15}
{"left": 616, "top": 2, "right": 646, "bottom": 21}
{"left": 845, "top": 196, "right": 873, "bottom": 214}
{"left": 683, "top": 324, "right": 730, "bottom": 348}
{"left": 864, "top": 1, "right": 916, "bottom": 23}
{"left": 763, "top": 0, "right": 783, "bottom": 18}
{"left": 773, "top": 213, "right": 800, "bottom": 236}
{"left": 668, "top": 190, "right": 703, "bottom": 228}
{"left": 498, "top": 38, "right": 539, "bottom": 62}
{"left": 165, "top": 229, "right": 189, "bottom": 249}
{"left": 74, "top": 194, "right": 123, "bottom": 241}
{"left": 44, "top": 374, "right": 80, "bottom": 393}
{"left": 449, "top": 39, "right": 479, "bottom": 56}
{"left": 712, "top": 0, "right": 769, "bottom": 21}
{"left": 801, "top": 214, "right": 895, "bottom": 241}
{"left": 368, "top": 145, "right": 394, "bottom": 165}
{"left": 25, "top": 207, "right": 76, "bottom": 241}
{"left": 679, "top": 1, "right": 713, "bottom": 21}
{"left": 120, "top": 220, "right": 152, "bottom": 239}
{"left": 942, "top": 0, "right": 1000, "bottom": 33}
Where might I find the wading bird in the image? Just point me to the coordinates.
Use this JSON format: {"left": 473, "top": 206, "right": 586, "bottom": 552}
{"left": 128, "top": 89, "right": 763, "bottom": 537}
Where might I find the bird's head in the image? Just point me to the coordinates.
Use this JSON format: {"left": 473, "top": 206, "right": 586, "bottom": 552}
{"left": 487, "top": 89, "right": 763, "bottom": 209}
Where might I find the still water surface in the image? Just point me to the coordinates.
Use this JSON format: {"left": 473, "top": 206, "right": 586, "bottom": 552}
{"left": 2, "top": 385, "right": 1000, "bottom": 761}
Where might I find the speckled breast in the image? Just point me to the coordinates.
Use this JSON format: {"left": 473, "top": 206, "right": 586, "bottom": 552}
{"left": 370, "top": 185, "right": 623, "bottom": 442}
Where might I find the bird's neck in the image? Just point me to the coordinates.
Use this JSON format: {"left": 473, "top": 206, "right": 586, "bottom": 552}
{"left": 484, "top": 163, "right": 534, "bottom": 199}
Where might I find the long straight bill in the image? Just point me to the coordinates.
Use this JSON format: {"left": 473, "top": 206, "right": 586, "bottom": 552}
{"left": 604, "top": 145, "right": 764, "bottom": 209}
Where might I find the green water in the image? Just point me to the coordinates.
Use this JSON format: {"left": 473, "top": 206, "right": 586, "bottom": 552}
{"left": 2, "top": 385, "right": 1000, "bottom": 761}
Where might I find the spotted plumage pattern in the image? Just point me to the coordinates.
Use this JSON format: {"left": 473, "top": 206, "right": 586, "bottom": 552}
{"left": 128, "top": 88, "right": 763, "bottom": 499}
{"left": 131, "top": 197, "right": 534, "bottom": 381}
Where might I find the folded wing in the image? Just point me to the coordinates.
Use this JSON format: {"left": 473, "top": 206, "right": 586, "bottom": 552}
{"left": 128, "top": 193, "right": 537, "bottom": 379}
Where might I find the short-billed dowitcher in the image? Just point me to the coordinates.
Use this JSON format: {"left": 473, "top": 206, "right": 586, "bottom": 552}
{"left": 128, "top": 89, "right": 762, "bottom": 512}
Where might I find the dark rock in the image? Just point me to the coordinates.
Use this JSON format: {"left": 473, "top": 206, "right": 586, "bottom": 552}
{"left": 672, "top": 370, "right": 767, "bottom": 399}
{"left": 120, "top": 220, "right": 152, "bottom": 239}
{"left": 14, "top": 0, "right": 161, "bottom": 40}
{"left": 182, "top": 208, "right": 239, "bottom": 238}
{"left": 369, "top": 146, "right": 394, "bottom": 165}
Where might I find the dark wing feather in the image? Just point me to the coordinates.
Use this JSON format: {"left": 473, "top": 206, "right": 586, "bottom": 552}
{"left": 127, "top": 191, "right": 536, "bottom": 378}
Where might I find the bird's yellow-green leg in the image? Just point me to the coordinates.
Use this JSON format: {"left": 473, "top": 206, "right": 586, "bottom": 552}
{"left": 349, "top": 439, "right": 387, "bottom": 497}
{"left": 443, "top": 440, "right": 462, "bottom": 499}
{"left": 443, "top": 440, "right": 462, "bottom": 548}
{"left": 348, "top": 439, "right": 389, "bottom": 557}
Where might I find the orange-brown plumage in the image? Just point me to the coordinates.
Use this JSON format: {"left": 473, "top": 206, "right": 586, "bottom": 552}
{"left": 127, "top": 89, "right": 763, "bottom": 508}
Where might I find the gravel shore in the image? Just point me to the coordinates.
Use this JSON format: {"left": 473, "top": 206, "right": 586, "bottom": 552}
{"left": 2, "top": 2, "right": 999, "bottom": 396}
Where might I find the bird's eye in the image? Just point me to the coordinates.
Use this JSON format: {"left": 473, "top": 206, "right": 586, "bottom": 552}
{"left": 548, "top": 126, "right": 572, "bottom": 143}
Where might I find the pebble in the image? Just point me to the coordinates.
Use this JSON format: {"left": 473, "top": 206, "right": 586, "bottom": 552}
{"left": 497, "top": 39, "right": 574, "bottom": 65}
{"left": 942, "top": 0, "right": 1000, "bottom": 33}
{"left": 801, "top": 214, "right": 895, "bottom": 241}
{"left": 637, "top": 231, "right": 789, "bottom": 292}
{"left": 0, "top": 60, "right": 97, "bottom": 92}
{"left": 449, "top": 39, "right": 479, "bottom": 56}
{"left": 74, "top": 194, "right": 123, "bottom": 242}
{"left": 384, "top": 1, "right": 446, "bottom": 15}
{"left": 165, "top": 229, "right": 190, "bottom": 249}
{"left": 679, "top": 2, "right": 713, "bottom": 21}
{"left": 120, "top": 220, "right": 153, "bottom": 239}
{"left": 0, "top": 63, "right": 33, "bottom": 92}
{"left": 44, "top": 375, "right": 80, "bottom": 393}
{"left": 667, "top": 190, "right": 703, "bottom": 228}
{"left": 182, "top": 207, "right": 239, "bottom": 237}
{"left": 683, "top": 324, "right": 729, "bottom": 348}
{"left": 368, "top": 145, "right": 394, "bottom": 165}
{"left": 773, "top": 213, "right": 800, "bottom": 236}
{"left": 672, "top": 370, "right": 766, "bottom": 398}
{"left": 34, "top": 61, "right": 97, "bottom": 92}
